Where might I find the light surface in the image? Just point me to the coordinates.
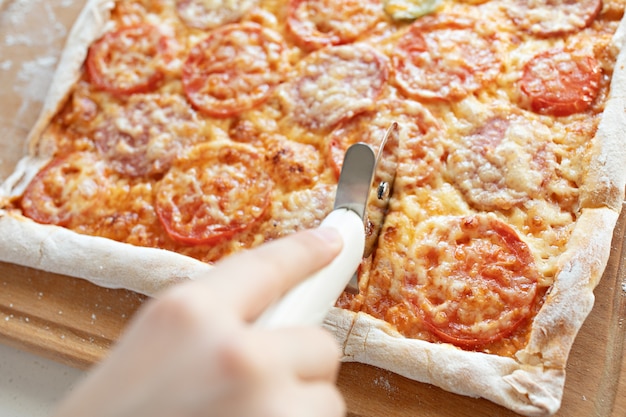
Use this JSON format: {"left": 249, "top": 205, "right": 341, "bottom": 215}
{"left": 0, "top": 343, "right": 84, "bottom": 416}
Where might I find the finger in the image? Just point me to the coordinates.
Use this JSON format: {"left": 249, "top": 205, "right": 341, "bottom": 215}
{"left": 256, "top": 382, "right": 346, "bottom": 417}
{"left": 264, "top": 327, "right": 341, "bottom": 381}
{"left": 223, "top": 327, "right": 342, "bottom": 383}
{"left": 289, "top": 382, "right": 346, "bottom": 417}
{"left": 201, "top": 227, "right": 343, "bottom": 320}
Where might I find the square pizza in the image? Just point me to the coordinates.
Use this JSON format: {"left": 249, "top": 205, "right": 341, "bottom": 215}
{"left": 1, "top": 0, "right": 625, "bottom": 415}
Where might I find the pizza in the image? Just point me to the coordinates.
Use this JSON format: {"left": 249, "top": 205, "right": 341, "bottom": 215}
{"left": 1, "top": 0, "right": 625, "bottom": 415}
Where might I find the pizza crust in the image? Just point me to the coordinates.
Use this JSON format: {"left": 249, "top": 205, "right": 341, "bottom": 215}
{"left": 324, "top": 308, "right": 565, "bottom": 417}
{"left": 579, "top": 95, "right": 626, "bottom": 210}
{"left": 580, "top": 16, "right": 626, "bottom": 211}
{"left": 0, "top": 2, "right": 625, "bottom": 417}
{"left": 520, "top": 208, "right": 619, "bottom": 367}
{"left": 0, "top": 210, "right": 212, "bottom": 295}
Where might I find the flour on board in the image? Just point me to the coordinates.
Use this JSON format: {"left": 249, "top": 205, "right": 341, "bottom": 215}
{"left": 0, "top": 0, "right": 80, "bottom": 180}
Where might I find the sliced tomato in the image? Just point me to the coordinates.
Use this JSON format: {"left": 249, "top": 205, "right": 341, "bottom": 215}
{"left": 155, "top": 143, "right": 273, "bottom": 245}
{"left": 286, "top": 44, "right": 388, "bottom": 131}
{"left": 403, "top": 215, "right": 540, "bottom": 347}
{"left": 21, "top": 153, "right": 111, "bottom": 227}
{"left": 520, "top": 49, "right": 601, "bottom": 116}
{"left": 182, "top": 22, "right": 286, "bottom": 118}
{"left": 392, "top": 14, "right": 500, "bottom": 101}
{"left": 175, "top": 0, "right": 256, "bottom": 30}
{"left": 507, "top": 0, "right": 601, "bottom": 37}
{"left": 86, "top": 24, "right": 170, "bottom": 96}
{"left": 287, "top": 0, "right": 381, "bottom": 50}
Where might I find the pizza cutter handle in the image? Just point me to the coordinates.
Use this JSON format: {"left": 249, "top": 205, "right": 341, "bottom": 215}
{"left": 254, "top": 208, "right": 365, "bottom": 329}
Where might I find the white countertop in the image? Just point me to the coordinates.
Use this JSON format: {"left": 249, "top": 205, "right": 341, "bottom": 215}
{"left": 0, "top": 343, "right": 84, "bottom": 416}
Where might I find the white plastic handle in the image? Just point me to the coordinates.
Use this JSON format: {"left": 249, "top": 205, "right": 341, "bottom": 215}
{"left": 255, "top": 208, "right": 365, "bottom": 329}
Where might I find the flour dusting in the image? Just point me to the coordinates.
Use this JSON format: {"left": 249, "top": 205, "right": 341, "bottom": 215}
{"left": 0, "top": 0, "right": 81, "bottom": 170}
{"left": 3, "top": 0, "right": 67, "bottom": 45}
{"left": 2, "top": 0, "right": 71, "bottom": 110}
{"left": 15, "top": 55, "right": 58, "bottom": 106}
{"left": 373, "top": 374, "right": 399, "bottom": 397}
{"left": 0, "top": 0, "right": 88, "bottom": 180}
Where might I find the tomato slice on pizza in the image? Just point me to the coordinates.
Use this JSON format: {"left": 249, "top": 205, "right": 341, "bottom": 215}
{"left": 182, "top": 22, "right": 286, "bottom": 118}
{"left": 21, "top": 153, "right": 112, "bottom": 227}
{"left": 392, "top": 14, "right": 500, "bottom": 101}
{"left": 86, "top": 24, "right": 170, "bottom": 96}
{"left": 175, "top": 0, "right": 256, "bottom": 30}
{"left": 402, "top": 215, "right": 540, "bottom": 347}
{"left": 287, "top": 0, "right": 381, "bottom": 50}
{"left": 520, "top": 49, "right": 601, "bottom": 116}
{"left": 155, "top": 143, "right": 272, "bottom": 245}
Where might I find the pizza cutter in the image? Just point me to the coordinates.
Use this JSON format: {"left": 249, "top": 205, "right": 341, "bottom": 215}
{"left": 255, "top": 122, "right": 399, "bottom": 329}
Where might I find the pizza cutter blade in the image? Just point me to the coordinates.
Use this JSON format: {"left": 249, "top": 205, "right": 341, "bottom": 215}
{"left": 255, "top": 122, "right": 399, "bottom": 329}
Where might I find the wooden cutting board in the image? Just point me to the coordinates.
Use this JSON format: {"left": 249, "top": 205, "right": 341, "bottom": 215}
{"left": 0, "top": 1, "right": 625, "bottom": 415}
{"left": 0, "top": 209, "right": 624, "bottom": 417}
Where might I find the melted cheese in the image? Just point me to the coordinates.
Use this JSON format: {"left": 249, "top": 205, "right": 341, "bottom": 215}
{"left": 176, "top": 0, "right": 256, "bottom": 30}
